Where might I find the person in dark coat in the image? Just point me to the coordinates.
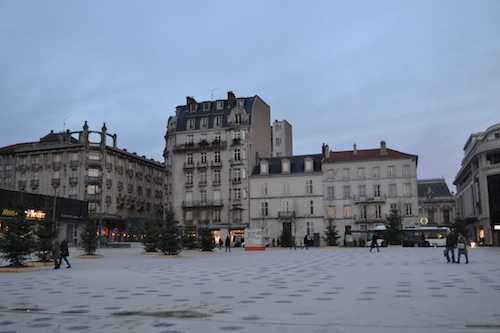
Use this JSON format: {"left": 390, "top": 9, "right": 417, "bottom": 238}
{"left": 225, "top": 235, "right": 231, "bottom": 252}
{"left": 303, "top": 235, "right": 309, "bottom": 249}
{"left": 53, "top": 240, "right": 61, "bottom": 269}
{"left": 369, "top": 234, "right": 380, "bottom": 253}
{"left": 218, "top": 238, "right": 223, "bottom": 250}
{"left": 445, "top": 231, "right": 457, "bottom": 263}
{"left": 60, "top": 240, "right": 71, "bottom": 268}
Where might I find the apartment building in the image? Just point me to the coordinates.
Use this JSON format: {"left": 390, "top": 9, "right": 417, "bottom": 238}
{"left": 0, "top": 122, "right": 166, "bottom": 243}
{"left": 249, "top": 155, "right": 323, "bottom": 246}
{"left": 271, "top": 119, "right": 293, "bottom": 157}
{"left": 454, "top": 123, "right": 500, "bottom": 245}
{"left": 321, "top": 142, "right": 419, "bottom": 245}
{"left": 164, "top": 91, "right": 271, "bottom": 242}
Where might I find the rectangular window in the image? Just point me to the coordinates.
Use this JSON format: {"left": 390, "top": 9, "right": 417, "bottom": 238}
{"left": 361, "top": 205, "right": 367, "bottom": 219}
{"left": 343, "top": 185, "right": 351, "bottom": 199}
{"left": 88, "top": 168, "right": 100, "bottom": 177}
{"left": 387, "top": 166, "right": 395, "bottom": 178}
{"left": 357, "top": 167, "right": 365, "bottom": 179}
{"left": 306, "top": 222, "right": 314, "bottom": 235}
{"left": 201, "top": 117, "right": 208, "bottom": 128}
{"left": 403, "top": 165, "right": 410, "bottom": 177}
{"left": 358, "top": 185, "right": 366, "bottom": 197}
{"left": 186, "top": 172, "right": 193, "bottom": 185}
{"left": 327, "top": 186, "right": 335, "bottom": 200}
{"left": 390, "top": 203, "right": 398, "bottom": 211}
{"left": 233, "top": 168, "right": 241, "bottom": 182}
{"left": 187, "top": 135, "right": 194, "bottom": 144}
{"left": 375, "top": 205, "right": 382, "bottom": 218}
{"left": 186, "top": 153, "right": 193, "bottom": 165}
{"left": 343, "top": 168, "right": 350, "bottom": 180}
{"left": 200, "top": 190, "right": 207, "bottom": 202}
{"left": 214, "top": 210, "right": 221, "bottom": 222}
{"left": 372, "top": 167, "right": 380, "bottom": 178}
{"left": 235, "top": 114, "right": 241, "bottom": 125}
{"left": 405, "top": 203, "right": 412, "bottom": 216}
{"left": 306, "top": 180, "right": 313, "bottom": 194}
{"left": 214, "top": 151, "right": 221, "bottom": 163}
{"left": 203, "top": 102, "right": 210, "bottom": 111}
{"left": 234, "top": 149, "right": 241, "bottom": 161}
{"left": 343, "top": 205, "right": 352, "bottom": 218}
{"left": 216, "top": 101, "right": 224, "bottom": 110}
{"left": 199, "top": 172, "right": 207, "bottom": 184}
{"left": 327, "top": 206, "right": 336, "bottom": 218}
{"left": 404, "top": 183, "right": 411, "bottom": 196}
{"left": 213, "top": 170, "right": 221, "bottom": 185}
{"left": 187, "top": 119, "right": 195, "bottom": 130}
{"left": 276, "top": 137, "right": 281, "bottom": 146}
{"left": 200, "top": 152, "right": 207, "bottom": 164}
{"left": 234, "top": 188, "right": 241, "bottom": 200}
{"left": 309, "top": 200, "right": 314, "bottom": 215}
{"left": 389, "top": 184, "right": 397, "bottom": 197}
{"left": 262, "top": 183, "right": 268, "bottom": 196}
{"left": 373, "top": 184, "right": 381, "bottom": 197}
{"left": 87, "top": 184, "right": 100, "bottom": 194}
{"left": 261, "top": 202, "right": 269, "bottom": 216}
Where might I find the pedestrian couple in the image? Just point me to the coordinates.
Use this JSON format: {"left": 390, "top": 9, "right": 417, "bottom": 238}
{"left": 445, "top": 231, "right": 469, "bottom": 264}
{"left": 53, "top": 239, "right": 71, "bottom": 269}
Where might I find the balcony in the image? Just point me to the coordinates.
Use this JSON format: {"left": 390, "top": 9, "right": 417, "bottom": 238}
{"left": 85, "top": 175, "right": 102, "bottom": 184}
{"left": 353, "top": 194, "right": 386, "bottom": 204}
{"left": 173, "top": 141, "right": 227, "bottom": 153}
{"left": 86, "top": 193, "right": 102, "bottom": 201}
{"left": 212, "top": 180, "right": 221, "bottom": 186}
{"left": 210, "top": 160, "right": 222, "bottom": 168}
{"left": 229, "top": 158, "right": 244, "bottom": 166}
{"left": 86, "top": 159, "right": 102, "bottom": 167}
{"left": 185, "top": 182, "right": 194, "bottom": 188}
{"left": 182, "top": 200, "right": 223, "bottom": 208}
{"left": 183, "top": 162, "right": 195, "bottom": 170}
{"left": 199, "top": 180, "right": 208, "bottom": 187}
{"left": 231, "top": 138, "right": 243, "bottom": 146}
{"left": 278, "top": 211, "right": 296, "bottom": 220}
{"left": 196, "top": 161, "right": 208, "bottom": 169}
{"left": 232, "top": 178, "right": 242, "bottom": 185}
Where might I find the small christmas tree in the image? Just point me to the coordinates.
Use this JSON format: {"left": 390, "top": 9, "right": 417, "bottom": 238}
{"left": 198, "top": 224, "right": 214, "bottom": 252}
{"left": 385, "top": 208, "right": 402, "bottom": 245}
{"left": 0, "top": 208, "right": 35, "bottom": 267}
{"left": 182, "top": 225, "right": 198, "bottom": 249}
{"left": 34, "top": 219, "right": 58, "bottom": 261}
{"left": 142, "top": 219, "right": 160, "bottom": 252}
{"left": 158, "top": 210, "right": 181, "bottom": 255}
{"left": 80, "top": 219, "right": 98, "bottom": 255}
{"left": 323, "top": 222, "right": 340, "bottom": 246}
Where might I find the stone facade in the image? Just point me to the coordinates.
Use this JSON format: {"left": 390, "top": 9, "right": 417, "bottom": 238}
{"left": 417, "top": 178, "right": 456, "bottom": 226}
{"left": 249, "top": 155, "right": 324, "bottom": 246}
{"left": 454, "top": 123, "right": 500, "bottom": 245}
{"left": 164, "top": 91, "right": 271, "bottom": 242}
{"left": 0, "top": 122, "right": 166, "bottom": 242}
{"left": 271, "top": 119, "right": 293, "bottom": 157}
{"left": 321, "top": 142, "right": 419, "bottom": 246}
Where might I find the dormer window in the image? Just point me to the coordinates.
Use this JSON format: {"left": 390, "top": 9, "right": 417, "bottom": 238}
{"left": 216, "top": 101, "right": 224, "bottom": 110}
{"left": 203, "top": 102, "right": 210, "bottom": 111}
{"left": 237, "top": 99, "right": 245, "bottom": 107}
{"left": 282, "top": 159, "right": 290, "bottom": 174}
{"left": 305, "top": 158, "right": 313, "bottom": 172}
{"left": 260, "top": 160, "right": 269, "bottom": 175}
{"left": 189, "top": 103, "right": 197, "bottom": 112}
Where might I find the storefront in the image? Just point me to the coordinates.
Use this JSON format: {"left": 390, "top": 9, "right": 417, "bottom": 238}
{"left": 0, "top": 189, "right": 88, "bottom": 246}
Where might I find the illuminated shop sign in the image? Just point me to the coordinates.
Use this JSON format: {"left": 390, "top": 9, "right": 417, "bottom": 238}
{"left": 1, "top": 208, "right": 47, "bottom": 219}
{"left": 494, "top": 225, "right": 500, "bottom": 231}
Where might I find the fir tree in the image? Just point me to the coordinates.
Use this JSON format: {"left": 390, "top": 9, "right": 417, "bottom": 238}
{"left": 323, "top": 222, "right": 340, "bottom": 246}
{"left": 158, "top": 210, "right": 181, "bottom": 255}
{"left": 385, "top": 208, "right": 402, "bottom": 245}
{"left": 80, "top": 219, "right": 98, "bottom": 255}
{"left": 142, "top": 219, "right": 160, "bottom": 252}
{"left": 0, "top": 208, "right": 35, "bottom": 267}
{"left": 198, "top": 224, "right": 214, "bottom": 252}
{"left": 34, "top": 219, "right": 58, "bottom": 261}
{"left": 182, "top": 225, "right": 198, "bottom": 249}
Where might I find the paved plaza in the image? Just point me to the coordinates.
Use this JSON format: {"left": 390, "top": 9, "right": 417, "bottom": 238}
{"left": 1, "top": 246, "right": 500, "bottom": 333}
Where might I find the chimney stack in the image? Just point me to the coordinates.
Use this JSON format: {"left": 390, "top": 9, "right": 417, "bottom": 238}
{"left": 380, "top": 140, "right": 388, "bottom": 155}
{"left": 227, "top": 91, "right": 236, "bottom": 107}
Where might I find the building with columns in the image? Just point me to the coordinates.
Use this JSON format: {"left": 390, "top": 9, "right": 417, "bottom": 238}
{"left": 164, "top": 91, "right": 271, "bottom": 243}
{"left": 321, "top": 142, "right": 419, "bottom": 245}
{"left": 454, "top": 123, "right": 500, "bottom": 245}
{"left": 0, "top": 122, "right": 166, "bottom": 244}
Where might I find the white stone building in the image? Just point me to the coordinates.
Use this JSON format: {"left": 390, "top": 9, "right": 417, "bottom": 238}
{"left": 0, "top": 122, "right": 166, "bottom": 244}
{"left": 249, "top": 155, "right": 324, "bottom": 246}
{"left": 271, "top": 119, "right": 293, "bottom": 157}
{"left": 454, "top": 123, "right": 500, "bottom": 245}
{"left": 164, "top": 91, "right": 271, "bottom": 243}
{"left": 321, "top": 142, "right": 419, "bottom": 245}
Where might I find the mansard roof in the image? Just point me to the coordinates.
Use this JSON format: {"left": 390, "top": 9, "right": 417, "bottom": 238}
{"left": 252, "top": 154, "right": 323, "bottom": 175}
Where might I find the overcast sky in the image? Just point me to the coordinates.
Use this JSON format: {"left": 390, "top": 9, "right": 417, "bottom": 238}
{"left": 1, "top": 1, "right": 499, "bottom": 189}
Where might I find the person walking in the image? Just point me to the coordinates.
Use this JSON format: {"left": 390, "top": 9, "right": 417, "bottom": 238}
{"left": 60, "top": 239, "right": 71, "bottom": 269}
{"left": 218, "top": 238, "right": 223, "bottom": 250}
{"left": 53, "top": 240, "right": 61, "bottom": 269}
{"left": 456, "top": 234, "right": 469, "bottom": 264}
{"left": 369, "top": 234, "right": 380, "bottom": 253}
{"left": 445, "top": 231, "right": 457, "bottom": 263}
{"left": 303, "top": 234, "right": 309, "bottom": 249}
{"left": 225, "top": 235, "right": 231, "bottom": 252}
